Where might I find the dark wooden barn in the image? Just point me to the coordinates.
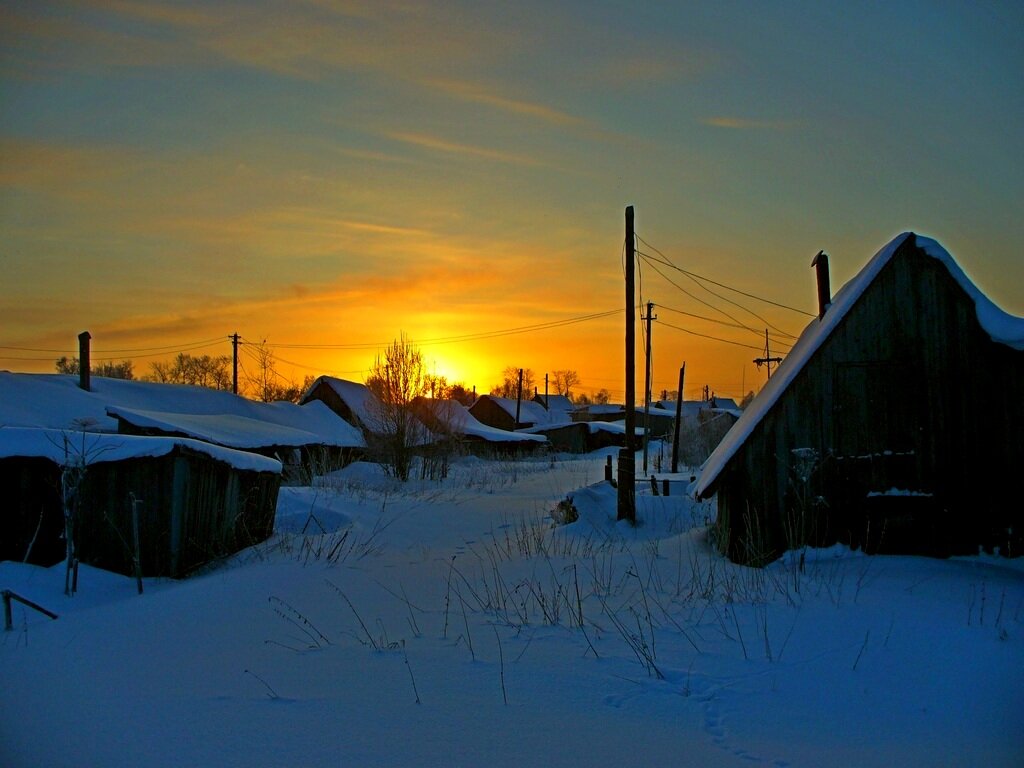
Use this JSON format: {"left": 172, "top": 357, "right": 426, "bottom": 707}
{"left": 695, "top": 233, "right": 1024, "bottom": 564}
{"left": 1, "top": 428, "right": 281, "bottom": 578}
{"left": 469, "top": 395, "right": 551, "bottom": 431}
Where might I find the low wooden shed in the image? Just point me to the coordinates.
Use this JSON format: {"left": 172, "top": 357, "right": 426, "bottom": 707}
{"left": 1, "top": 428, "right": 281, "bottom": 578}
{"left": 695, "top": 233, "right": 1024, "bottom": 564}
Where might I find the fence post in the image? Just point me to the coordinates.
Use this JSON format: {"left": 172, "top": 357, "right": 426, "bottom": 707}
{"left": 605, "top": 455, "right": 613, "bottom": 483}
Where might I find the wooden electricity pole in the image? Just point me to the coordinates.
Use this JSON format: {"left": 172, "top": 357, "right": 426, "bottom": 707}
{"left": 671, "top": 363, "right": 685, "bottom": 473}
{"left": 642, "top": 301, "right": 656, "bottom": 474}
{"left": 753, "top": 328, "right": 782, "bottom": 382}
{"left": 618, "top": 206, "right": 636, "bottom": 523}
{"left": 515, "top": 368, "right": 523, "bottom": 428}
{"left": 231, "top": 333, "right": 240, "bottom": 394}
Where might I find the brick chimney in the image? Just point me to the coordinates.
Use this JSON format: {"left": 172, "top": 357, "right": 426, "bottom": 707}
{"left": 78, "top": 331, "right": 91, "bottom": 391}
{"left": 811, "top": 251, "right": 831, "bottom": 319}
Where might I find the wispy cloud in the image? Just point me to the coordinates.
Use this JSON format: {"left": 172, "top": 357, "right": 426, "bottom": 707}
{"left": 388, "top": 131, "right": 540, "bottom": 166}
{"left": 425, "top": 79, "right": 585, "bottom": 128}
{"left": 701, "top": 116, "right": 797, "bottom": 130}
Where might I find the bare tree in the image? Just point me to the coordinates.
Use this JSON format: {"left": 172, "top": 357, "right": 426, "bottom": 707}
{"left": 365, "top": 334, "right": 431, "bottom": 481}
{"left": 242, "top": 340, "right": 309, "bottom": 402}
{"left": 56, "top": 357, "right": 134, "bottom": 380}
{"left": 551, "top": 369, "right": 580, "bottom": 399}
{"left": 490, "top": 366, "right": 535, "bottom": 399}
{"left": 147, "top": 353, "right": 232, "bottom": 390}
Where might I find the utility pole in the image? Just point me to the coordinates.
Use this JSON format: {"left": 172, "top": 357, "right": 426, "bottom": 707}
{"left": 618, "top": 205, "right": 636, "bottom": 524}
{"left": 544, "top": 373, "right": 549, "bottom": 408}
{"left": 230, "top": 333, "right": 240, "bottom": 394}
{"left": 515, "top": 368, "right": 523, "bottom": 428}
{"left": 671, "top": 363, "right": 685, "bottom": 473}
{"left": 642, "top": 301, "right": 656, "bottom": 474}
{"left": 753, "top": 328, "right": 782, "bottom": 382}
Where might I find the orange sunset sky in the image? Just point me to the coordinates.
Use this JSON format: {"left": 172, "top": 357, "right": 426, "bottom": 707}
{"left": 2, "top": 2, "right": 1022, "bottom": 402}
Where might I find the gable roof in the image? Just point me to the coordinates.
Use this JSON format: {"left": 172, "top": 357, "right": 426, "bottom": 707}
{"left": 305, "top": 376, "right": 383, "bottom": 431}
{"left": 0, "top": 372, "right": 364, "bottom": 449}
{"left": 534, "top": 394, "right": 575, "bottom": 412}
{"left": 478, "top": 395, "right": 560, "bottom": 426}
{"left": 695, "top": 232, "right": 1024, "bottom": 499}
{"left": 0, "top": 426, "right": 282, "bottom": 473}
{"left": 304, "top": 376, "right": 435, "bottom": 444}
{"left": 106, "top": 401, "right": 363, "bottom": 451}
{"left": 417, "top": 399, "right": 546, "bottom": 444}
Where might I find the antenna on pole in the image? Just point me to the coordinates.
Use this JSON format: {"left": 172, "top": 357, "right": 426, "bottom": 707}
{"left": 753, "top": 328, "right": 782, "bottom": 381}
{"left": 642, "top": 301, "right": 656, "bottom": 474}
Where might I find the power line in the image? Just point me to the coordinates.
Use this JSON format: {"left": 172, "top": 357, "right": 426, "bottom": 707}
{"left": 0, "top": 338, "right": 228, "bottom": 363}
{"left": 638, "top": 254, "right": 773, "bottom": 341}
{"left": 656, "top": 302, "right": 793, "bottom": 350}
{"left": 0, "top": 336, "right": 226, "bottom": 356}
{"left": 635, "top": 233, "right": 814, "bottom": 318}
{"left": 654, "top": 318, "right": 770, "bottom": 352}
{"left": 638, "top": 250, "right": 800, "bottom": 341}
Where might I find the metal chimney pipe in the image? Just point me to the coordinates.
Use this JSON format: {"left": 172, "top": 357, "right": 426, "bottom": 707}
{"left": 811, "top": 251, "right": 831, "bottom": 319}
{"left": 78, "top": 331, "right": 92, "bottom": 391}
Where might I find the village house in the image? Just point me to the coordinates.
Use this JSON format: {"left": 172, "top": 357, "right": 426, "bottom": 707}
{"left": 695, "top": 233, "right": 1024, "bottom": 564}
{"left": 0, "top": 427, "right": 280, "bottom": 578}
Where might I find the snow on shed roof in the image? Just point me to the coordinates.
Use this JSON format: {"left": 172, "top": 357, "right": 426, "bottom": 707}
{"left": 0, "top": 426, "right": 282, "bottom": 473}
{"left": 695, "top": 232, "right": 1024, "bottom": 499}
{"left": 0, "top": 373, "right": 362, "bottom": 449}
{"left": 306, "top": 377, "right": 383, "bottom": 429}
{"left": 106, "top": 404, "right": 363, "bottom": 451}
{"left": 482, "top": 395, "right": 569, "bottom": 425}
{"left": 420, "top": 400, "right": 546, "bottom": 443}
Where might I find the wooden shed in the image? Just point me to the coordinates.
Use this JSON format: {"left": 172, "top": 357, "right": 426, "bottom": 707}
{"left": 410, "top": 397, "right": 547, "bottom": 457}
{"left": 469, "top": 395, "right": 552, "bottom": 431}
{"left": 1, "top": 428, "right": 281, "bottom": 578}
{"left": 695, "top": 233, "right": 1024, "bottom": 564}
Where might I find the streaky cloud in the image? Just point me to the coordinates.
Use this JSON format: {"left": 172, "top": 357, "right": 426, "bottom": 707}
{"left": 425, "top": 79, "right": 585, "bottom": 127}
{"left": 701, "top": 116, "right": 797, "bottom": 131}
{"left": 388, "top": 131, "right": 541, "bottom": 166}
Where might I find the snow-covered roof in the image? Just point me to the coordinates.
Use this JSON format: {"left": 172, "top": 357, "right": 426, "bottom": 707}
{"left": 534, "top": 394, "right": 575, "bottom": 413}
{"left": 695, "top": 232, "right": 1024, "bottom": 499}
{"left": 307, "top": 377, "right": 435, "bottom": 444}
{"left": 106, "top": 402, "right": 364, "bottom": 451}
{"left": 480, "top": 395, "right": 565, "bottom": 426}
{"left": 420, "top": 400, "right": 545, "bottom": 443}
{"left": 582, "top": 403, "right": 625, "bottom": 415}
{"left": 306, "top": 376, "right": 384, "bottom": 430}
{"left": 0, "top": 426, "right": 282, "bottom": 473}
{"left": 0, "top": 373, "right": 364, "bottom": 449}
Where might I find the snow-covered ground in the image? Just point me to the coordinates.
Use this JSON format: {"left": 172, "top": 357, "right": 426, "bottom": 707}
{"left": 2, "top": 448, "right": 1022, "bottom": 767}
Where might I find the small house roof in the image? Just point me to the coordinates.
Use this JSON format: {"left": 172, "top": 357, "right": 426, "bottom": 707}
{"left": 0, "top": 373, "right": 364, "bottom": 449}
{"left": 305, "top": 376, "right": 383, "bottom": 430}
{"left": 479, "top": 395, "right": 563, "bottom": 426}
{"left": 0, "top": 426, "right": 282, "bottom": 473}
{"left": 419, "top": 400, "right": 545, "bottom": 443}
{"left": 106, "top": 402, "right": 363, "bottom": 451}
{"left": 695, "top": 232, "right": 1024, "bottom": 499}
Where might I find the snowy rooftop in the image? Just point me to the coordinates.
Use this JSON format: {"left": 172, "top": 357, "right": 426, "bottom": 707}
{"left": 0, "top": 373, "right": 364, "bottom": 450}
{"left": 307, "top": 376, "right": 384, "bottom": 431}
{"left": 482, "top": 395, "right": 572, "bottom": 426}
{"left": 106, "top": 402, "right": 364, "bottom": 451}
{"left": 419, "top": 400, "right": 546, "bottom": 443}
{"left": 0, "top": 426, "right": 282, "bottom": 473}
{"left": 695, "top": 232, "right": 1024, "bottom": 498}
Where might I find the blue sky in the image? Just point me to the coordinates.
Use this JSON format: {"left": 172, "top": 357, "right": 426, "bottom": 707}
{"left": 2, "top": 1, "right": 1021, "bottom": 398}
